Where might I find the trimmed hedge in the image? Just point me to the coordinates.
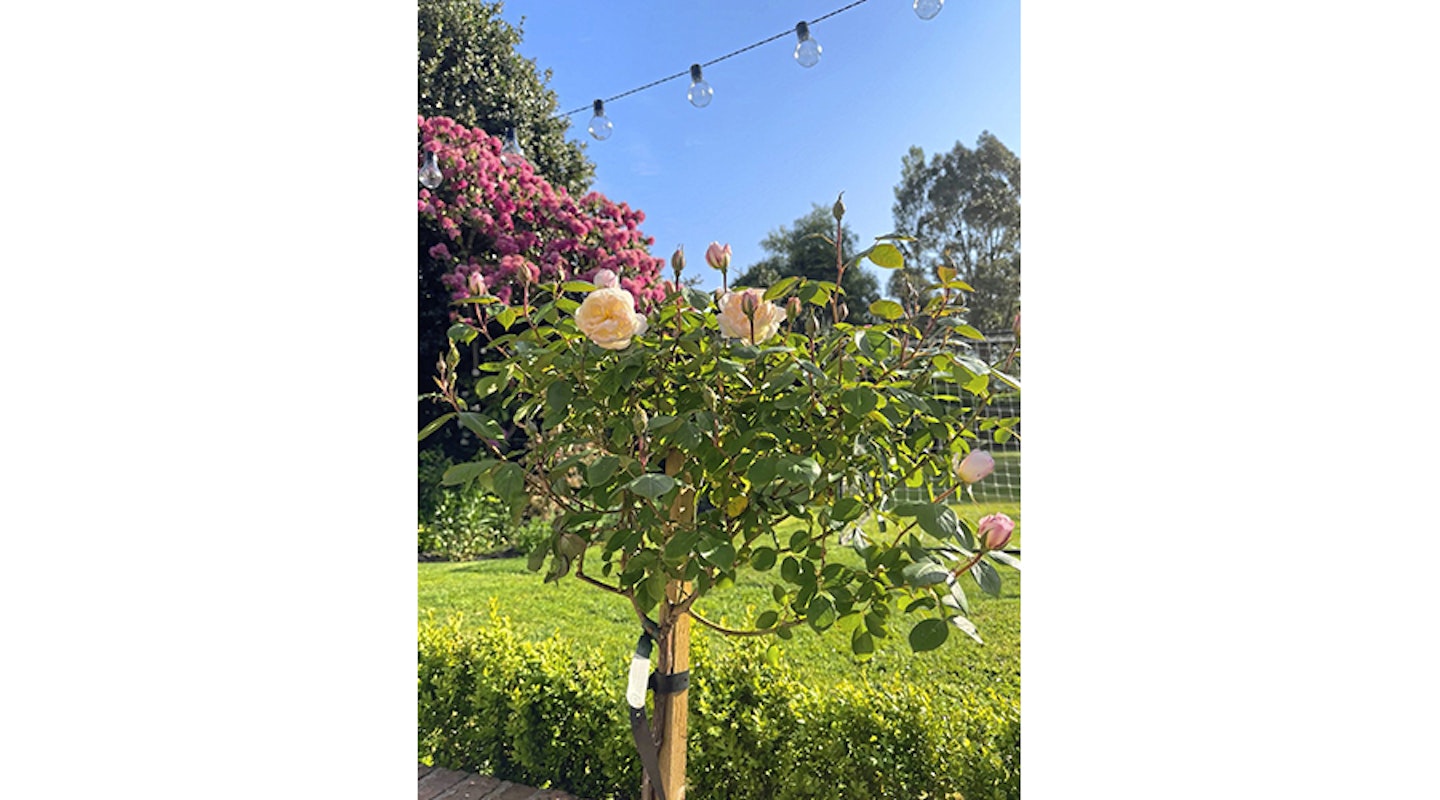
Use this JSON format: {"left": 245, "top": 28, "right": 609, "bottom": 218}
{"left": 419, "top": 611, "right": 1019, "bottom": 800}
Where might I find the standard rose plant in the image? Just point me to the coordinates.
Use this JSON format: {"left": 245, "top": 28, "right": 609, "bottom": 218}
{"left": 422, "top": 206, "right": 1021, "bottom": 800}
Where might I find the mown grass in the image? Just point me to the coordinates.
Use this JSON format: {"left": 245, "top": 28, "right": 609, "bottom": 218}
{"left": 418, "top": 500, "right": 1020, "bottom": 699}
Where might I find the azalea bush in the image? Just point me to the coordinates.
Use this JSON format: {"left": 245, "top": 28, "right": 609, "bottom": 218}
{"left": 418, "top": 114, "right": 669, "bottom": 461}
{"left": 422, "top": 199, "right": 1021, "bottom": 656}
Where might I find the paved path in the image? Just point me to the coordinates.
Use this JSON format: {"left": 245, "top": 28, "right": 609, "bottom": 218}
{"left": 418, "top": 763, "right": 588, "bottom": 800}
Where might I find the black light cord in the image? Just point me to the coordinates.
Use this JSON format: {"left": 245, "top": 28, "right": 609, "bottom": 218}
{"left": 556, "top": 0, "right": 874, "bottom": 118}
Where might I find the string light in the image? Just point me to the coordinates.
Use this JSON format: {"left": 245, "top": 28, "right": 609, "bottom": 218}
{"left": 687, "top": 64, "right": 713, "bottom": 108}
{"left": 913, "top": 0, "right": 943, "bottom": 20}
{"left": 555, "top": 0, "right": 881, "bottom": 119}
{"left": 588, "top": 99, "right": 614, "bottom": 140}
{"left": 500, "top": 127, "right": 525, "bottom": 165}
{"left": 418, "top": 151, "right": 443, "bottom": 189}
{"left": 792, "top": 22, "right": 822, "bottom": 68}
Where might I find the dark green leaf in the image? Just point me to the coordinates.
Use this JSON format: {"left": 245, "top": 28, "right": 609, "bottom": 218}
{"left": 492, "top": 462, "right": 526, "bottom": 506}
{"left": 457, "top": 412, "right": 504, "bottom": 439}
{"left": 806, "top": 595, "right": 837, "bottom": 632}
{"left": 628, "top": 473, "right": 676, "bottom": 500}
{"left": 901, "top": 560, "right": 951, "bottom": 586}
{"left": 587, "top": 455, "right": 620, "bottom": 486}
{"left": 908, "top": 618, "right": 950, "bottom": 652}
{"left": 755, "top": 610, "right": 780, "bottom": 630}
{"left": 973, "top": 559, "right": 1002, "bottom": 597}
{"left": 750, "top": 547, "right": 777, "bottom": 571}
{"left": 917, "top": 504, "right": 960, "bottom": 541}
{"left": 832, "top": 497, "right": 866, "bottom": 523}
{"left": 441, "top": 460, "right": 491, "bottom": 487}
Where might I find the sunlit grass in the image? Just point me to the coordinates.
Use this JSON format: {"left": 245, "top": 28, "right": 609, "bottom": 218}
{"left": 418, "top": 501, "right": 1020, "bottom": 698}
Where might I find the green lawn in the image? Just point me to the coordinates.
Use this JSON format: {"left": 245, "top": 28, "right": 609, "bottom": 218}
{"left": 419, "top": 500, "right": 1020, "bottom": 699}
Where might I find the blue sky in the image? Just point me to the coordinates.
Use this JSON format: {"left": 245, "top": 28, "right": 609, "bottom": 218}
{"left": 496, "top": 0, "right": 1019, "bottom": 292}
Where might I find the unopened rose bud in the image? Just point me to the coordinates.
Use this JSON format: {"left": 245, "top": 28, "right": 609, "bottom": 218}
{"left": 671, "top": 246, "right": 686, "bottom": 277}
{"left": 956, "top": 451, "right": 996, "bottom": 484}
{"left": 836, "top": 301, "right": 849, "bottom": 322}
{"left": 467, "top": 271, "right": 487, "bottom": 296}
{"left": 832, "top": 191, "right": 846, "bottom": 222}
{"left": 786, "top": 296, "right": 802, "bottom": 321}
{"left": 705, "top": 242, "right": 731, "bottom": 272}
{"left": 976, "top": 513, "right": 1015, "bottom": 550}
{"left": 1013, "top": 311, "right": 1021, "bottom": 338}
{"left": 740, "top": 292, "right": 758, "bottom": 316}
{"left": 593, "top": 268, "right": 619, "bottom": 289}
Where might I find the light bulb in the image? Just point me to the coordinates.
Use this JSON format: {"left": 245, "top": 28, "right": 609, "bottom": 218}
{"left": 913, "top": 0, "right": 944, "bottom": 20}
{"left": 687, "top": 64, "right": 713, "bottom": 108}
{"left": 500, "top": 126, "right": 525, "bottom": 165}
{"left": 418, "top": 151, "right": 443, "bottom": 189}
{"left": 793, "top": 21, "right": 821, "bottom": 68}
{"left": 588, "top": 99, "right": 613, "bottom": 140}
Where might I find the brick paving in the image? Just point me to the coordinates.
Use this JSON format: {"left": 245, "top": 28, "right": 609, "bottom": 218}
{"left": 418, "top": 763, "right": 587, "bottom": 800}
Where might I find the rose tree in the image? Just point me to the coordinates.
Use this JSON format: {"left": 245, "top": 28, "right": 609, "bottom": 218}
{"left": 422, "top": 204, "right": 1020, "bottom": 800}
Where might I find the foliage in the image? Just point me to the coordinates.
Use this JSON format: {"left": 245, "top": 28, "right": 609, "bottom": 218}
{"left": 422, "top": 202, "right": 1021, "bottom": 656}
{"left": 733, "top": 204, "right": 881, "bottom": 325}
{"left": 418, "top": 114, "right": 668, "bottom": 460}
{"left": 419, "top": 612, "right": 1020, "bottom": 800}
{"left": 889, "top": 132, "right": 1021, "bottom": 332}
{"left": 417, "top": 0, "right": 592, "bottom": 194}
{"left": 419, "top": 450, "right": 554, "bottom": 559}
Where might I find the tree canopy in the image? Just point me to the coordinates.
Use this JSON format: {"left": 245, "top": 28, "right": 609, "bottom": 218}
{"left": 418, "top": 0, "right": 594, "bottom": 194}
{"left": 733, "top": 204, "right": 881, "bottom": 325}
{"left": 889, "top": 132, "right": 1020, "bottom": 332}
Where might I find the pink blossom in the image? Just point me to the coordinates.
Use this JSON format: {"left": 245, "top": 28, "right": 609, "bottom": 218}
{"left": 977, "top": 513, "right": 1015, "bottom": 550}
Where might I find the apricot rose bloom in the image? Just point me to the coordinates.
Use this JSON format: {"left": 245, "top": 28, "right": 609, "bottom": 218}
{"left": 575, "top": 287, "right": 648, "bottom": 350}
{"left": 717, "top": 288, "right": 786, "bottom": 345}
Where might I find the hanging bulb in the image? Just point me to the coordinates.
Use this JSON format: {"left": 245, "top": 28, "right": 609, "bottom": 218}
{"left": 588, "top": 99, "right": 613, "bottom": 140}
{"left": 687, "top": 64, "right": 713, "bottom": 108}
{"left": 500, "top": 127, "right": 525, "bottom": 165}
{"left": 418, "top": 150, "right": 443, "bottom": 189}
{"left": 913, "top": 0, "right": 944, "bottom": 20}
{"left": 793, "top": 21, "right": 821, "bottom": 68}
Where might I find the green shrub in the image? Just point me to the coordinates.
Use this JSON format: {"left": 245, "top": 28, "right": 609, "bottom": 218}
{"left": 419, "top": 612, "right": 1019, "bottom": 800}
{"left": 419, "top": 451, "right": 550, "bottom": 559}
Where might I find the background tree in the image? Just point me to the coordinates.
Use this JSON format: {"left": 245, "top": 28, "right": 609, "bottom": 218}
{"left": 418, "top": 0, "right": 594, "bottom": 194}
{"left": 733, "top": 204, "right": 881, "bottom": 325}
{"left": 888, "top": 132, "right": 1020, "bottom": 332}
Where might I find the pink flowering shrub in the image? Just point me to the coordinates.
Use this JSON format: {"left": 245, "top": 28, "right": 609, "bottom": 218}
{"left": 418, "top": 115, "right": 666, "bottom": 315}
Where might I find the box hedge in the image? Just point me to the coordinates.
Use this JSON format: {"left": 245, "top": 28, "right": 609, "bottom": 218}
{"left": 419, "top": 611, "right": 1019, "bottom": 799}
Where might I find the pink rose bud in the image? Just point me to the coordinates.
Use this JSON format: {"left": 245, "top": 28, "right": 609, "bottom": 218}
{"left": 956, "top": 450, "right": 996, "bottom": 484}
{"left": 786, "top": 296, "right": 801, "bottom": 320}
{"left": 740, "top": 291, "right": 758, "bottom": 316}
{"left": 976, "top": 513, "right": 1015, "bottom": 550}
{"left": 671, "top": 245, "right": 686, "bottom": 274}
{"left": 467, "top": 272, "right": 487, "bottom": 296}
{"left": 705, "top": 242, "right": 731, "bottom": 272}
{"left": 593, "top": 268, "right": 619, "bottom": 289}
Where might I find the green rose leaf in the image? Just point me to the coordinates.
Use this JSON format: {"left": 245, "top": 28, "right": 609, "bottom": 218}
{"left": 587, "top": 455, "right": 620, "bottom": 486}
{"left": 832, "top": 497, "right": 866, "bottom": 523}
{"left": 901, "top": 560, "right": 951, "bottom": 587}
{"left": 868, "top": 299, "right": 904, "bottom": 321}
{"left": 441, "top": 459, "right": 493, "bottom": 487}
{"left": 755, "top": 610, "right": 780, "bottom": 630}
{"left": 950, "top": 614, "right": 984, "bottom": 644}
{"left": 867, "top": 242, "right": 904, "bottom": 268}
{"left": 628, "top": 473, "right": 677, "bottom": 500}
{"left": 973, "top": 559, "right": 1002, "bottom": 597}
{"left": 917, "top": 503, "right": 960, "bottom": 541}
{"left": 908, "top": 618, "right": 950, "bottom": 652}
{"left": 492, "top": 462, "right": 527, "bottom": 507}
{"left": 457, "top": 412, "right": 504, "bottom": 439}
{"left": 750, "top": 547, "right": 778, "bottom": 571}
{"left": 418, "top": 413, "right": 456, "bottom": 442}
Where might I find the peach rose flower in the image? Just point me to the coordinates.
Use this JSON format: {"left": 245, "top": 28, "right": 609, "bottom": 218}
{"left": 575, "top": 287, "right": 648, "bottom": 350}
{"left": 717, "top": 288, "right": 785, "bottom": 345}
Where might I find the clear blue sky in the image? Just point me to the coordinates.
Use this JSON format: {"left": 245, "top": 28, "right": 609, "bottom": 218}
{"left": 496, "top": 0, "right": 1019, "bottom": 293}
